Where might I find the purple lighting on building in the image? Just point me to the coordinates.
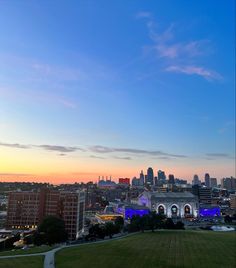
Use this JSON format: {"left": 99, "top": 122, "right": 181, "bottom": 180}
{"left": 124, "top": 208, "right": 149, "bottom": 219}
{"left": 199, "top": 207, "right": 221, "bottom": 217}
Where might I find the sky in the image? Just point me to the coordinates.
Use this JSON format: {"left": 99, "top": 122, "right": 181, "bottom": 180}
{"left": 0, "top": 0, "right": 235, "bottom": 184}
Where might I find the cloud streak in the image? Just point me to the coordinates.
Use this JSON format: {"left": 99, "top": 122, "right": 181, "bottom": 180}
{"left": 38, "top": 145, "right": 81, "bottom": 153}
{"left": 0, "top": 172, "right": 33, "bottom": 176}
{"left": 0, "top": 141, "right": 84, "bottom": 153}
{"left": 113, "top": 156, "right": 132, "bottom": 160}
{"left": 0, "top": 142, "right": 30, "bottom": 149}
{"left": 165, "top": 65, "right": 222, "bottom": 80}
{"left": 89, "top": 145, "right": 186, "bottom": 158}
{"left": 206, "top": 153, "right": 233, "bottom": 158}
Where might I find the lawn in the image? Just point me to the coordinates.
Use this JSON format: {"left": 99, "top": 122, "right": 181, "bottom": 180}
{"left": 56, "top": 230, "right": 236, "bottom": 268}
{"left": 0, "top": 245, "right": 54, "bottom": 256}
{"left": 0, "top": 256, "right": 44, "bottom": 268}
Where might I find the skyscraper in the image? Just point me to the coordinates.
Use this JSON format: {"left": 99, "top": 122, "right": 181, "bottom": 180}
{"left": 210, "top": 177, "right": 217, "bottom": 188}
{"left": 147, "top": 167, "right": 154, "bottom": 185}
{"left": 192, "top": 174, "right": 201, "bottom": 186}
{"left": 205, "top": 173, "right": 210, "bottom": 187}
{"left": 158, "top": 170, "right": 166, "bottom": 181}
{"left": 168, "top": 174, "right": 175, "bottom": 184}
{"left": 139, "top": 170, "right": 144, "bottom": 186}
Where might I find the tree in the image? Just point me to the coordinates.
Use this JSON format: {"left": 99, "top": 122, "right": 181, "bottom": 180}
{"left": 148, "top": 211, "right": 158, "bottom": 232}
{"left": 175, "top": 221, "right": 185, "bottom": 229}
{"left": 130, "top": 215, "right": 141, "bottom": 232}
{"left": 33, "top": 231, "right": 46, "bottom": 246}
{"left": 115, "top": 216, "right": 124, "bottom": 231}
{"left": 156, "top": 214, "right": 166, "bottom": 229}
{"left": 224, "top": 215, "right": 232, "bottom": 223}
{"left": 105, "top": 222, "right": 117, "bottom": 238}
{"left": 165, "top": 218, "right": 175, "bottom": 229}
{"left": 37, "top": 216, "right": 68, "bottom": 245}
{"left": 139, "top": 215, "right": 148, "bottom": 232}
{"left": 89, "top": 224, "right": 106, "bottom": 239}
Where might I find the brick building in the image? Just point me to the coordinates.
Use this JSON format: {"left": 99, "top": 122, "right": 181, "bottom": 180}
{"left": 6, "top": 188, "right": 85, "bottom": 240}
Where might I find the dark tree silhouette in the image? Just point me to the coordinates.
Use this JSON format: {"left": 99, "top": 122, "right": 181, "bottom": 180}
{"left": 37, "top": 216, "right": 68, "bottom": 245}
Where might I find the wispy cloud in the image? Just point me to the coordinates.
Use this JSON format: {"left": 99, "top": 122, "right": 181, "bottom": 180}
{"left": 165, "top": 65, "right": 222, "bottom": 81}
{"left": 113, "top": 156, "right": 132, "bottom": 160}
{"left": 136, "top": 11, "right": 152, "bottom": 19}
{"left": 89, "top": 155, "right": 106, "bottom": 159}
{"left": 0, "top": 142, "right": 30, "bottom": 149}
{"left": 154, "top": 39, "right": 211, "bottom": 59}
{"left": 89, "top": 145, "right": 186, "bottom": 158}
{"left": 0, "top": 172, "right": 33, "bottom": 176}
{"left": 205, "top": 153, "right": 234, "bottom": 159}
{"left": 137, "top": 12, "right": 222, "bottom": 81}
{"left": 0, "top": 141, "right": 84, "bottom": 153}
{"left": 37, "top": 145, "right": 82, "bottom": 153}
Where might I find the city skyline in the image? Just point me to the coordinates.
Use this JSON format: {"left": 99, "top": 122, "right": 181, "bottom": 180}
{"left": 0, "top": 0, "right": 235, "bottom": 183}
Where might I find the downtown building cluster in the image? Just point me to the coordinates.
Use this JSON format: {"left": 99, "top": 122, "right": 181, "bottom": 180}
{"left": 1, "top": 171, "right": 236, "bottom": 242}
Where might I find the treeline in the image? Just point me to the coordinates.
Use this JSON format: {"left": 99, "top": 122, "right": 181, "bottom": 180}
{"left": 87, "top": 216, "right": 124, "bottom": 240}
{"left": 127, "top": 212, "right": 184, "bottom": 232}
{"left": 86, "top": 212, "right": 185, "bottom": 241}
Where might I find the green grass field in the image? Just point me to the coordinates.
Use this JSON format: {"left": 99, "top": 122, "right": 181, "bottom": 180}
{"left": 0, "top": 256, "right": 44, "bottom": 268}
{"left": 0, "top": 245, "right": 54, "bottom": 256}
{"left": 56, "top": 231, "right": 236, "bottom": 268}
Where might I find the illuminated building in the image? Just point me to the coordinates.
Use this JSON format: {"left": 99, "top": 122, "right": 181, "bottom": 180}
{"left": 116, "top": 204, "right": 150, "bottom": 220}
{"left": 138, "top": 191, "right": 198, "bottom": 218}
{"left": 199, "top": 206, "right": 221, "bottom": 217}
{"left": 6, "top": 189, "right": 85, "bottom": 240}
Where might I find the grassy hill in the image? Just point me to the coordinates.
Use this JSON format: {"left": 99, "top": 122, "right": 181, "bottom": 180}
{"left": 0, "top": 256, "right": 43, "bottom": 268}
{"left": 56, "top": 230, "right": 236, "bottom": 268}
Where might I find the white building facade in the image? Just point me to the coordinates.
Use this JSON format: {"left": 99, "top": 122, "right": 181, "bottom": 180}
{"left": 138, "top": 191, "right": 199, "bottom": 218}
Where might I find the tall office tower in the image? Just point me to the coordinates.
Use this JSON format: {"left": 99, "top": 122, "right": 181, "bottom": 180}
{"left": 205, "top": 173, "right": 210, "bottom": 187}
{"left": 139, "top": 170, "right": 145, "bottom": 186}
{"left": 192, "top": 174, "right": 201, "bottom": 186}
{"left": 158, "top": 170, "right": 166, "bottom": 181}
{"left": 168, "top": 174, "right": 175, "bottom": 184}
{"left": 210, "top": 178, "right": 217, "bottom": 188}
{"left": 147, "top": 167, "right": 154, "bottom": 185}
{"left": 6, "top": 188, "right": 85, "bottom": 240}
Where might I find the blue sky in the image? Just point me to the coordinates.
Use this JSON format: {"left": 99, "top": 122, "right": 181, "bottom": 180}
{"left": 0, "top": 0, "right": 235, "bottom": 182}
